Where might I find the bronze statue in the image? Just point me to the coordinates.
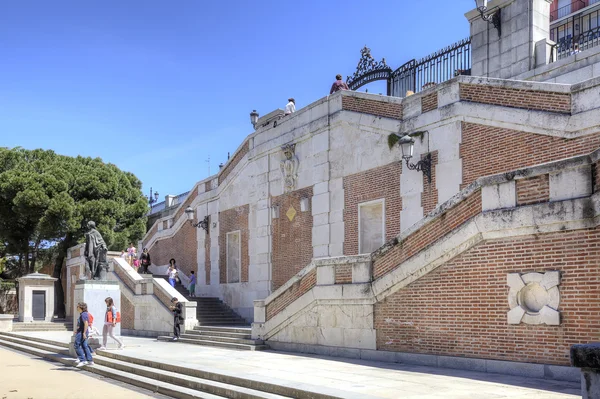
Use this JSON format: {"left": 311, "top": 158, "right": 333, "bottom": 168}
{"left": 84, "top": 221, "right": 108, "bottom": 280}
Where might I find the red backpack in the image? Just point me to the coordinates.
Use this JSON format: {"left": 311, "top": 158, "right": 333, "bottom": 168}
{"left": 106, "top": 308, "right": 121, "bottom": 323}
{"left": 88, "top": 313, "right": 94, "bottom": 326}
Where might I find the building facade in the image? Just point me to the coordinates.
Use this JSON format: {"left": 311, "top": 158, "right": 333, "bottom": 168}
{"left": 137, "top": 0, "right": 600, "bottom": 376}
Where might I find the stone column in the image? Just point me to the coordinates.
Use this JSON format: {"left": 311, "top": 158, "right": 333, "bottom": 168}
{"left": 466, "top": 0, "right": 553, "bottom": 79}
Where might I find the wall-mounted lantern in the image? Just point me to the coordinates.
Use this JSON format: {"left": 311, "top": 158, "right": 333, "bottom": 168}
{"left": 184, "top": 206, "right": 210, "bottom": 234}
{"left": 475, "top": 0, "right": 501, "bottom": 37}
{"left": 250, "top": 110, "right": 259, "bottom": 128}
{"left": 389, "top": 132, "right": 432, "bottom": 184}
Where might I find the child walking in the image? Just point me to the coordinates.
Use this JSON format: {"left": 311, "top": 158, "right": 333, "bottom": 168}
{"left": 98, "top": 297, "right": 124, "bottom": 350}
{"left": 189, "top": 271, "right": 197, "bottom": 297}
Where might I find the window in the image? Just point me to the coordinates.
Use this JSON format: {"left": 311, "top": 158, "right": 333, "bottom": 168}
{"left": 358, "top": 199, "right": 385, "bottom": 254}
{"left": 226, "top": 231, "right": 241, "bottom": 283}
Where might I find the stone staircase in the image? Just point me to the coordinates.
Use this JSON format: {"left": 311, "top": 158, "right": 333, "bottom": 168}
{"left": 154, "top": 275, "right": 266, "bottom": 350}
{"left": 11, "top": 319, "right": 73, "bottom": 332}
{"left": 0, "top": 332, "right": 327, "bottom": 399}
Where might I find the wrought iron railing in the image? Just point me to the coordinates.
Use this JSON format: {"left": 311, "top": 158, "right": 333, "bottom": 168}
{"left": 551, "top": 0, "right": 585, "bottom": 22}
{"left": 552, "top": 25, "right": 600, "bottom": 61}
{"left": 389, "top": 38, "right": 471, "bottom": 96}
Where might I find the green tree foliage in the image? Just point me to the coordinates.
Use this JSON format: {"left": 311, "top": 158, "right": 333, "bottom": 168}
{"left": 0, "top": 148, "right": 148, "bottom": 315}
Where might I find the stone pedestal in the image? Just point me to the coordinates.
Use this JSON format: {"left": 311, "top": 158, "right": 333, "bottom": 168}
{"left": 0, "top": 314, "right": 13, "bottom": 332}
{"left": 571, "top": 343, "right": 600, "bottom": 399}
{"left": 16, "top": 273, "right": 57, "bottom": 322}
{"left": 72, "top": 280, "right": 121, "bottom": 346}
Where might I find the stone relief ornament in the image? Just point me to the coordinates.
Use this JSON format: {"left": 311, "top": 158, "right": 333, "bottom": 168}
{"left": 280, "top": 143, "right": 298, "bottom": 193}
{"left": 507, "top": 271, "right": 560, "bottom": 325}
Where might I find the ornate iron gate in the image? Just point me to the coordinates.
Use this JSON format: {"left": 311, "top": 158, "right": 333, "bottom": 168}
{"left": 346, "top": 38, "right": 471, "bottom": 97}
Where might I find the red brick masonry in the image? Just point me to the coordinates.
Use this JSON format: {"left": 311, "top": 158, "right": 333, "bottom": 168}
{"left": 344, "top": 162, "right": 402, "bottom": 255}
{"left": 460, "top": 123, "right": 600, "bottom": 188}
{"left": 421, "top": 92, "right": 438, "bottom": 113}
{"left": 459, "top": 84, "right": 571, "bottom": 114}
{"left": 271, "top": 187, "right": 314, "bottom": 291}
{"left": 266, "top": 269, "right": 316, "bottom": 321}
{"left": 374, "top": 228, "right": 600, "bottom": 366}
{"left": 342, "top": 96, "right": 403, "bottom": 120}
{"left": 516, "top": 175, "right": 550, "bottom": 206}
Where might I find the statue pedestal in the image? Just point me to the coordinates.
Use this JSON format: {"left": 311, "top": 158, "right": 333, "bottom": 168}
{"left": 72, "top": 280, "right": 121, "bottom": 348}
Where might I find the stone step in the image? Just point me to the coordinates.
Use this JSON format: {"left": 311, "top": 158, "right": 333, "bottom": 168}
{"left": 0, "top": 337, "right": 229, "bottom": 399}
{"left": 157, "top": 336, "right": 268, "bottom": 351}
{"left": 186, "top": 330, "right": 251, "bottom": 339}
{"left": 193, "top": 326, "right": 251, "bottom": 334}
{"left": 181, "top": 334, "right": 260, "bottom": 346}
{"left": 0, "top": 332, "right": 333, "bottom": 399}
{"left": 197, "top": 320, "right": 248, "bottom": 326}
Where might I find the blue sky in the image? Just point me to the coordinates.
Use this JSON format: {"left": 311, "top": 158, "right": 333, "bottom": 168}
{"left": 0, "top": 0, "right": 473, "bottom": 201}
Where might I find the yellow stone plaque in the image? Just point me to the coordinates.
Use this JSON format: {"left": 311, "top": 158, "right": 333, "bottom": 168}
{"left": 286, "top": 206, "right": 297, "bottom": 222}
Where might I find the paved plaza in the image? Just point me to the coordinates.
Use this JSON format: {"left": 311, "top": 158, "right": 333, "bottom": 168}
{"left": 0, "top": 347, "right": 167, "bottom": 399}
{"left": 10, "top": 331, "right": 581, "bottom": 399}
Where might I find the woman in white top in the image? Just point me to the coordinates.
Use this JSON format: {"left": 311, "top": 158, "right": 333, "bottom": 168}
{"left": 168, "top": 265, "right": 178, "bottom": 287}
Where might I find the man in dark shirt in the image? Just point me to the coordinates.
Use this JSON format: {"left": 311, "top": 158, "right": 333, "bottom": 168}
{"left": 330, "top": 74, "right": 350, "bottom": 94}
{"left": 73, "top": 302, "right": 94, "bottom": 367}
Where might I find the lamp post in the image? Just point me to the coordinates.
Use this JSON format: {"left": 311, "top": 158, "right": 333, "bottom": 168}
{"left": 148, "top": 187, "right": 159, "bottom": 206}
{"left": 184, "top": 206, "right": 210, "bottom": 234}
{"left": 250, "top": 110, "right": 259, "bottom": 128}
{"left": 397, "top": 134, "right": 432, "bottom": 183}
{"left": 474, "top": 0, "right": 501, "bottom": 37}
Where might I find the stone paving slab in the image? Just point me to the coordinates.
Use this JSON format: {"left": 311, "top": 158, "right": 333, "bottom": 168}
{"left": 0, "top": 346, "right": 168, "bottom": 399}
{"left": 14, "top": 332, "right": 580, "bottom": 399}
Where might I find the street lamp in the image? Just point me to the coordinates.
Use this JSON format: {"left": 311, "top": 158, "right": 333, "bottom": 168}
{"left": 474, "top": 0, "right": 501, "bottom": 37}
{"left": 250, "top": 110, "right": 259, "bottom": 128}
{"left": 148, "top": 187, "right": 159, "bottom": 206}
{"left": 184, "top": 206, "right": 210, "bottom": 234}
{"left": 396, "top": 134, "right": 432, "bottom": 184}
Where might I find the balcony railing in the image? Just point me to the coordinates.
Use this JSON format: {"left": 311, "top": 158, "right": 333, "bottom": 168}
{"left": 551, "top": 0, "right": 586, "bottom": 22}
{"left": 551, "top": 25, "right": 600, "bottom": 61}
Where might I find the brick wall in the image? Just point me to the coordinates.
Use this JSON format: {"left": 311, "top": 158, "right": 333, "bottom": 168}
{"left": 219, "top": 141, "right": 250, "bottom": 185}
{"left": 219, "top": 205, "right": 249, "bottom": 284}
{"left": 342, "top": 96, "right": 403, "bottom": 120}
{"left": 460, "top": 123, "right": 600, "bottom": 188}
{"left": 421, "top": 92, "right": 438, "bottom": 113}
{"left": 271, "top": 187, "right": 313, "bottom": 291}
{"left": 266, "top": 269, "right": 316, "bottom": 321}
{"left": 344, "top": 162, "right": 402, "bottom": 255}
{"left": 373, "top": 190, "right": 482, "bottom": 279}
{"left": 120, "top": 293, "right": 134, "bottom": 330}
{"left": 148, "top": 223, "right": 197, "bottom": 277}
{"left": 421, "top": 151, "right": 439, "bottom": 215}
{"left": 204, "top": 234, "right": 211, "bottom": 285}
{"left": 335, "top": 264, "right": 352, "bottom": 284}
{"left": 516, "top": 175, "right": 550, "bottom": 206}
{"left": 459, "top": 84, "right": 571, "bottom": 114}
{"left": 374, "top": 228, "right": 600, "bottom": 366}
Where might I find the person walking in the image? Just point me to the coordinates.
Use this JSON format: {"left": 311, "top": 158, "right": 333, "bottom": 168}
{"left": 98, "top": 297, "right": 124, "bottom": 350}
{"left": 127, "top": 243, "right": 136, "bottom": 266}
{"left": 139, "top": 248, "right": 151, "bottom": 274}
{"left": 73, "top": 302, "right": 94, "bottom": 367}
{"left": 169, "top": 297, "right": 183, "bottom": 341}
{"left": 285, "top": 98, "right": 296, "bottom": 115}
{"left": 188, "top": 271, "right": 197, "bottom": 298}
{"left": 330, "top": 74, "right": 350, "bottom": 94}
{"left": 168, "top": 265, "right": 177, "bottom": 287}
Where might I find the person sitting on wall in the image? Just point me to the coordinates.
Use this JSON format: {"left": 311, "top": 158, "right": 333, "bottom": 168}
{"left": 285, "top": 98, "right": 296, "bottom": 115}
{"left": 330, "top": 74, "right": 350, "bottom": 94}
